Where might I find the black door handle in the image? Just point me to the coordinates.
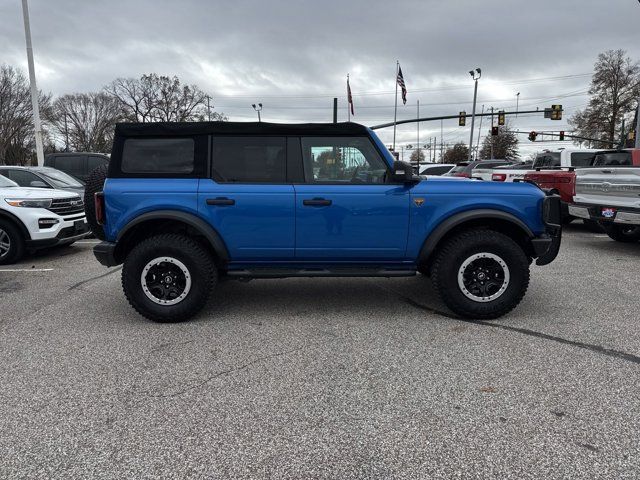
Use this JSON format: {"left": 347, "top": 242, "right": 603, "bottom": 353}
{"left": 303, "top": 198, "right": 332, "bottom": 207}
{"left": 206, "top": 197, "right": 235, "bottom": 206}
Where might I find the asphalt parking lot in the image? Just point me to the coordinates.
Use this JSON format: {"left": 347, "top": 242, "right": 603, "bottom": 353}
{"left": 1, "top": 224, "right": 639, "bottom": 479}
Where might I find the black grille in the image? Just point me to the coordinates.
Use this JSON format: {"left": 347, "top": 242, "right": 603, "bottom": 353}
{"left": 47, "top": 197, "right": 85, "bottom": 216}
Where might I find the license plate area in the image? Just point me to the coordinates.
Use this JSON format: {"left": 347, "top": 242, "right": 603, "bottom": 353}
{"left": 74, "top": 220, "right": 85, "bottom": 233}
{"left": 601, "top": 207, "right": 617, "bottom": 219}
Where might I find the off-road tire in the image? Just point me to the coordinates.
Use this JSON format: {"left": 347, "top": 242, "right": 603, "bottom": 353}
{"left": 122, "top": 234, "right": 217, "bottom": 322}
{"left": 431, "top": 229, "right": 530, "bottom": 319}
{"left": 0, "top": 219, "right": 25, "bottom": 265}
{"left": 601, "top": 223, "right": 640, "bottom": 243}
{"left": 84, "top": 164, "right": 109, "bottom": 240}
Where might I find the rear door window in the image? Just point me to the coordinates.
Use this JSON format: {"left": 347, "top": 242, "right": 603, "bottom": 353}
{"left": 592, "top": 152, "right": 632, "bottom": 166}
{"left": 54, "top": 155, "right": 86, "bottom": 177}
{"left": 122, "top": 138, "right": 195, "bottom": 174}
{"left": 570, "top": 152, "right": 595, "bottom": 167}
{"left": 87, "top": 156, "right": 108, "bottom": 172}
{"left": 211, "top": 136, "right": 286, "bottom": 183}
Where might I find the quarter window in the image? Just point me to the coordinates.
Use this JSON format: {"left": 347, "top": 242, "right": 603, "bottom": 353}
{"left": 54, "top": 156, "right": 85, "bottom": 176}
{"left": 301, "top": 137, "right": 388, "bottom": 184}
{"left": 212, "top": 136, "right": 286, "bottom": 183}
{"left": 122, "top": 138, "right": 195, "bottom": 174}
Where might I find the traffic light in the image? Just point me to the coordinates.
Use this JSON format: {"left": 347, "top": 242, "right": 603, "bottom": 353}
{"left": 528, "top": 131, "right": 537, "bottom": 142}
{"left": 459, "top": 111, "right": 466, "bottom": 126}
{"left": 497, "top": 110, "right": 505, "bottom": 126}
{"left": 550, "top": 104, "right": 562, "bottom": 120}
{"left": 559, "top": 131, "right": 565, "bottom": 141}
{"left": 491, "top": 126, "right": 499, "bottom": 136}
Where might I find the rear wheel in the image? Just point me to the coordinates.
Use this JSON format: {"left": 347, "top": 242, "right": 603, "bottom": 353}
{"left": 84, "top": 164, "right": 108, "bottom": 240}
{"left": 122, "top": 234, "right": 216, "bottom": 322}
{"left": 431, "top": 229, "right": 530, "bottom": 319}
{"left": 601, "top": 223, "right": 640, "bottom": 243}
{"left": 0, "top": 220, "right": 25, "bottom": 265}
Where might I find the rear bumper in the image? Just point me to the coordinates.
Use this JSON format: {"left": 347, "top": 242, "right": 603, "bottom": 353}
{"left": 569, "top": 203, "right": 640, "bottom": 226}
{"left": 533, "top": 194, "right": 562, "bottom": 266}
{"left": 93, "top": 241, "right": 119, "bottom": 267}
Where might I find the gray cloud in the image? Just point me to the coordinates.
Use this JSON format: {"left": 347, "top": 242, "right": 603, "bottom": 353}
{"left": 2, "top": 0, "right": 639, "bottom": 157}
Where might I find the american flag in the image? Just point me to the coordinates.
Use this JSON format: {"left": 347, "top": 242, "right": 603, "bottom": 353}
{"left": 347, "top": 76, "right": 354, "bottom": 115}
{"left": 397, "top": 65, "right": 407, "bottom": 105}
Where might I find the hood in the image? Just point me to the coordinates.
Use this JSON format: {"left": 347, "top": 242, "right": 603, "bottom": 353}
{"left": 1, "top": 186, "right": 82, "bottom": 199}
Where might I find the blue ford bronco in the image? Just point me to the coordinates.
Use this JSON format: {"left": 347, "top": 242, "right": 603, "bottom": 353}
{"left": 89, "top": 121, "right": 561, "bottom": 322}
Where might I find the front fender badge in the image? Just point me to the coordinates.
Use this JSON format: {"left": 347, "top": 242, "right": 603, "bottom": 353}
{"left": 414, "top": 197, "right": 425, "bottom": 207}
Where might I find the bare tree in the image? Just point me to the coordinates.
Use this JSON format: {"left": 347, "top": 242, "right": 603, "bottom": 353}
{"left": 410, "top": 149, "right": 426, "bottom": 164}
{"left": 443, "top": 142, "right": 469, "bottom": 164}
{"left": 570, "top": 50, "right": 640, "bottom": 147}
{"left": 105, "top": 74, "right": 226, "bottom": 122}
{"left": 479, "top": 124, "right": 519, "bottom": 159}
{"left": 49, "top": 92, "right": 121, "bottom": 152}
{"left": 0, "top": 65, "right": 52, "bottom": 165}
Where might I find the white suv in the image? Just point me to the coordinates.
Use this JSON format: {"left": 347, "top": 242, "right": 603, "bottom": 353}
{"left": 0, "top": 174, "right": 89, "bottom": 264}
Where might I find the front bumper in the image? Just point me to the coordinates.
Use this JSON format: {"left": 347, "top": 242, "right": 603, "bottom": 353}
{"left": 93, "top": 241, "right": 119, "bottom": 267}
{"left": 533, "top": 194, "right": 562, "bottom": 266}
{"left": 569, "top": 203, "right": 640, "bottom": 226}
{"left": 25, "top": 220, "right": 90, "bottom": 249}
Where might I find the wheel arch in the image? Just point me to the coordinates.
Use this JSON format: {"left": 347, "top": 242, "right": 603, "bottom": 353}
{"left": 114, "top": 210, "right": 230, "bottom": 267}
{"left": 0, "top": 210, "right": 30, "bottom": 239}
{"left": 418, "top": 209, "right": 535, "bottom": 270}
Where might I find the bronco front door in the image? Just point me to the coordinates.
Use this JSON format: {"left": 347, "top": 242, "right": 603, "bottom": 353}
{"left": 294, "top": 136, "right": 411, "bottom": 261}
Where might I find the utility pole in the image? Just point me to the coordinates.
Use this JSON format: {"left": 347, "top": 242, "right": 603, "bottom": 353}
{"left": 206, "top": 95, "right": 212, "bottom": 121}
{"left": 21, "top": 0, "right": 44, "bottom": 166}
{"left": 468, "top": 68, "right": 481, "bottom": 161}
{"left": 64, "top": 114, "right": 69, "bottom": 151}
{"left": 476, "top": 104, "right": 484, "bottom": 158}
{"left": 635, "top": 99, "right": 640, "bottom": 149}
{"left": 490, "top": 107, "right": 495, "bottom": 159}
{"left": 416, "top": 100, "right": 420, "bottom": 167}
{"left": 333, "top": 98, "right": 338, "bottom": 123}
{"left": 440, "top": 119, "right": 443, "bottom": 163}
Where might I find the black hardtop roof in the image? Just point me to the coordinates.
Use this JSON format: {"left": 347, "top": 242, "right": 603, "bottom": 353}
{"left": 114, "top": 121, "right": 372, "bottom": 137}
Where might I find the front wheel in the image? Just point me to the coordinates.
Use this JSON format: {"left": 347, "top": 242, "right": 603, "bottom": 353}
{"left": 0, "top": 220, "right": 25, "bottom": 265}
{"left": 601, "top": 223, "right": 640, "bottom": 243}
{"left": 122, "top": 234, "right": 216, "bottom": 322}
{"left": 431, "top": 229, "right": 530, "bottom": 319}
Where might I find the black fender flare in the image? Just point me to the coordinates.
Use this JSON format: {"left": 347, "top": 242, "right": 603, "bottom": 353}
{"left": 418, "top": 209, "right": 534, "bottom": 263}
{"left": 117, "top": 210, "right": 230, "bottom": 263}
{"left": 0, "top": 210, "right": 30, "bottom": 239}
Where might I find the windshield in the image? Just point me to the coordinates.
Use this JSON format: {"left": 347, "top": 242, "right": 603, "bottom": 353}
{"left": 37, "top": 168, "right": 84, "bottom": 187}
{"left": 591, "top": 152, "right": 632, "bottom": 167}
{"left": 0, "top": 174, "right": 18, "bottom": 188}
{"left": 447, "top": 164, "right": 469, "bottom": 174}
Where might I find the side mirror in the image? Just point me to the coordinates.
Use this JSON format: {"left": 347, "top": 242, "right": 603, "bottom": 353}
{"left": 391, "top": 161, "right": 419, "bottom": 184}
{"left": 30, "top": 180, "right": 49, "bottom": 188}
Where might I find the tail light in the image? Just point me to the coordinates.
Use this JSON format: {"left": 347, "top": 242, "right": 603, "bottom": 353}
{"left": 492, "top": 173, "right": 507, "bottom": 181}
{"left": 94, "top": 192, "right": 105, "bottom": 225}
{"left": 454, "top": 172, "right": 470, "bottom": 178}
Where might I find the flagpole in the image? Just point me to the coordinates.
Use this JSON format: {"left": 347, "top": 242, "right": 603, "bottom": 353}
{"left": 347, "top": 74, "right": 351, "bottom": 122}
{"left": 393, "top": 60, "right": 399, "bottom": 153}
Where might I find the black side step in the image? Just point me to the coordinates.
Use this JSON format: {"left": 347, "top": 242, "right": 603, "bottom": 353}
{"left": 226, "top": 267, "right": 417, "bottom": 279}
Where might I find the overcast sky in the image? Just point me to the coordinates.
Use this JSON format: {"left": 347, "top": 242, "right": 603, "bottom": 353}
{"left": 2, "top": 0, "right": 640, "bottom": 158}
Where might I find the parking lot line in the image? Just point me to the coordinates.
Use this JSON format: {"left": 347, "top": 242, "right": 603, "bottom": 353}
{"left": 0, "top": 268, "right": 54, "bottom": 272}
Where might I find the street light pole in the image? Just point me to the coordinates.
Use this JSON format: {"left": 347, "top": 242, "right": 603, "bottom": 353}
{"left": 21, "top": 0, "right": 44, "bottom": 166}
{"left": 468, "top": 68, "right": 481, "bottom": 161}
{"left": 252, "top": 103, "right": 263, "bottom": 122}
{"left": 416, "top": 100, "right": 420, "bottom": 168}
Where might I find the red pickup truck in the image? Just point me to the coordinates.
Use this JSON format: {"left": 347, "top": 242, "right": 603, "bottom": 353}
{"left": 524, "top": 149, "right": 640, "bottom": 224}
